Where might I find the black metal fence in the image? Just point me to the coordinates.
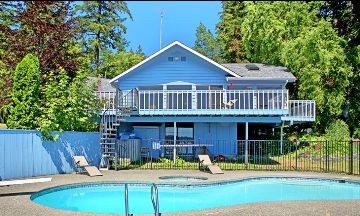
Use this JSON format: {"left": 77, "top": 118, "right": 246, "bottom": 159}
{"left": 114, "top": 139, "right": 360, "bottom": 175}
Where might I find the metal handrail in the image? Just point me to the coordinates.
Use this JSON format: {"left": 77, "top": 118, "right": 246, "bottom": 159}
{"left": 125, "top": 183, "right": 133, "bottom": 216}
{"left": 151, "top": 183, "right": 160, "bottom": 216}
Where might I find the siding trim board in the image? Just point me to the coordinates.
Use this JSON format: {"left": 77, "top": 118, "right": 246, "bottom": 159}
{"left": 124, "top": 116, "right": 282, "bottom": 123}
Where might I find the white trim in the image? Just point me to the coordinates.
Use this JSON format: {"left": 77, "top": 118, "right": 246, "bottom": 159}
{"left": 163, "top": 81, "right": 195, "bottom": 86}
{"left": 0, "top": 177, "right": 52, "bottom": 186}
{"left": 109, "top": 41, "right": 240, "bottom": 84}
{"left": 226, "top": 77, "right": 296, "bottom": 82}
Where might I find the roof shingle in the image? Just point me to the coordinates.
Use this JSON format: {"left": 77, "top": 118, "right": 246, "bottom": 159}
{"left": 221, "top": 63, "right": 296, "bottom": 81}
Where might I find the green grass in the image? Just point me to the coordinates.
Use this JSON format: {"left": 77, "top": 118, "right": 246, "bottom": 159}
{"left": 116, "top": 155, "right": 360, "bottom": 175}
{"left": 0, "top": 123, "right": 7, "bottom": 129}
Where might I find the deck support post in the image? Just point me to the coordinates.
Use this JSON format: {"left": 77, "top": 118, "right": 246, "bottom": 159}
{"left": 280, "top": 123, "right": 284, "bottom": 154}
{"left": 173, "top": 121, "right": 177, "bottom": 164}
{"left": 245, "top": 122, "right": 249, "bottom": 165}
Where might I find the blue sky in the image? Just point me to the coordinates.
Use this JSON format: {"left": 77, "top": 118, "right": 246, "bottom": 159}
{"left": 123, "top": 1, "right": 222, "bottom": 56}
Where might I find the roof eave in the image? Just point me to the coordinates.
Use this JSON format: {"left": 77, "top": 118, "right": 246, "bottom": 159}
{"left": 226, "top": 77, "right": 296, "bottom": 82}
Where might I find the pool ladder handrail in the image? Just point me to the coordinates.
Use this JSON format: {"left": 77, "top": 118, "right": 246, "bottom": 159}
{"left": 151, "top": 183, "right": 161, "bottom": 216}
{"left": 125, "top": 184, "right": 133, "bottom": 216}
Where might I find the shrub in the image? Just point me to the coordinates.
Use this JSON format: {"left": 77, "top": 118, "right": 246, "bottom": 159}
{"left": 325, "top": 119, "right": 350, "bottom": 142}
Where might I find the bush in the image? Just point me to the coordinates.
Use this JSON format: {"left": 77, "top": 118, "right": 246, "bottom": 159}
{"left": 325, "top": 119, "right": 350, "bottom": 142}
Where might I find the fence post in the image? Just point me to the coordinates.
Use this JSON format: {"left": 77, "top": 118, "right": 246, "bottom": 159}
{"left": 326, "top": 140, "right": 329, "bottom": 173}
{"left": 349, "top": 139, "right": 353, "bottom": 175}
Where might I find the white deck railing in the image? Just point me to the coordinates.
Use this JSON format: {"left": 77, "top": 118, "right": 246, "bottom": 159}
{"left": 284, "top": 100, "right": 316, "bottom": 121}
{"left": 137, "top": 89, "right": 289, "bottom": 115}
{"left": 94, "top": 91, "right": 116, "bottom": 110}
{"left": 94, "top": 90, "right": 316, "bottom": 121}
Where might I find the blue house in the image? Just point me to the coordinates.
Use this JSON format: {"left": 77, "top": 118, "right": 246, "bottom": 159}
{"left": 96, "top": 41, "right": 315, "bottom": 164}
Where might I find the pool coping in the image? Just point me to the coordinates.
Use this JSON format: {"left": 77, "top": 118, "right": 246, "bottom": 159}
{"left": 30, "top": 175, "right": 360, "bottom": 201}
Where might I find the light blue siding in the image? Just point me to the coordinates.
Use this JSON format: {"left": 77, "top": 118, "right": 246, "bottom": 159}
{"left": 133, "top": 126, "right": 160, "bottom": 157}
{"left": 0, "top": 130, "right": 100, "bottom": 180}
{"left": 194, "top": 123, "right": 237, "bottom": 158}
{"left": 118, "top": 45, "right": 230, "bottom": 90}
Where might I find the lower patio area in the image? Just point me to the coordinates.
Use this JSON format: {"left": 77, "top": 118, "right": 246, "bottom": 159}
{"left": 1, "top": 170, "right": 360, "bottom": 216}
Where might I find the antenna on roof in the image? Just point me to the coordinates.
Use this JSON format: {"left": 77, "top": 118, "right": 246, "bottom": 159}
{"left": 160, "top": 9, "right": 165, "bottom": 50}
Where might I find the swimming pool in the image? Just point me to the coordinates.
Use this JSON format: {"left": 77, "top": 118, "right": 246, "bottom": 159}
{"left": 31, "top": 177, "right": 360, "bottom": 214}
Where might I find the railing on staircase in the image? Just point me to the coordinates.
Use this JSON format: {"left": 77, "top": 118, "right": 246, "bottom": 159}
{"left": 99, "top": 88, "right": 138, "bottom": 170}
{"left": 151, "top": 183, "right": 160, "bottom": 216}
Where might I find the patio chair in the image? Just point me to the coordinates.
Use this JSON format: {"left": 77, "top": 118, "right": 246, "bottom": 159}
{"left": 198, "top": 154, "right": 224, "bottom": 174}
{"left": 222, "top": 99, "right": 238, "bottom": 109}
{"left": 73, "top": 156, "right": 103, "bottom": 177}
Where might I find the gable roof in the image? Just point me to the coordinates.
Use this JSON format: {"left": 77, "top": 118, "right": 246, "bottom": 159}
{"left": 109, "top": 41, "right": 240, "bottom": 85}
{"left": 222, "top": 63, "right": 296, "bottom": 82}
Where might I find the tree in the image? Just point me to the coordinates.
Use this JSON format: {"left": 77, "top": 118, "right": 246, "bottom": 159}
{"left": 216, "top": 1, "right": 246, "bottom": 63}
{"left": 240, "top": 1, "right": 321, "bottom": 64}
{"left": 193, "top": 22, "right": 221, "bottom": 62}
{"left": 135, "top": 44, "right": 144, "bottom": 55}
{"left": 39, "top": 68, "right": 101, "bottom": 140}
{"left": 0, "top": 1, "right": 80, "bottom": 77}
{"left": 99, "top": 50, "right": 145, "bottom": 79}
{"left": 5, "top": 54, "right": 40, "bottom": 129}
{"left": 319, "top": 1, "right": 360, "bottom": 137}
{"left": 281, "top": 20, "right": 352, "bottom": 129}
{"left": 75, "top": 1, "right": 132, "bottom": 75}
{"left": 0, "top": 60, "right": 12, "bottom": 108}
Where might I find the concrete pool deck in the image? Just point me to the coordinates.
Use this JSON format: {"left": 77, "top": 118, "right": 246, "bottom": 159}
{"left": 1, "top": 170, "right": 360, "bottom": 216}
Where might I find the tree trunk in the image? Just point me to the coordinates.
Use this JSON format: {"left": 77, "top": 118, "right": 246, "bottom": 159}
{"left": 95, "top": 1, "right": 101, "bottom": 76}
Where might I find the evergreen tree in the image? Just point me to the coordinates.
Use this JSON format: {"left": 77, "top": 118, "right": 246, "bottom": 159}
{"left": 75, "top": 1, "right": 132, "bottom": 75}
{"left": 193, "top": 22, "right": 221, "bottom": 62}
{"left": 5, "top": 54, "right": 40, "bottom": 129}
{"left": 135, "top": 44, "right": 144, "bottom": 56}
{"left": 216, "top": 1, "right": 246, "bottom": 63}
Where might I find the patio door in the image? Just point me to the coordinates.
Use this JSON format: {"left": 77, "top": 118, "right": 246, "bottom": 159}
{"left": 165, "top": 123, "right": 194, "bottom": 157}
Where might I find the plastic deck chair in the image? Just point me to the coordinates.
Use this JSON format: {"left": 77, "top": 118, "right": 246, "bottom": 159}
{"left": 198, "top": 155, "right": 224, "bottom": 174}
{"left": 222, "top": 99, "right": 238, "bottom": 109}
{"left": 73, "top": 156, "right": 103, "bottom": 177}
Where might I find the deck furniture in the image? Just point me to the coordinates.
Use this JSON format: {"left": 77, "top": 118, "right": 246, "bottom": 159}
{"left": 222, "top": 99, "right": 238, "bottom": 109}
{"left": 73, "top": 156, "right": 103, "bottom": 177}
{"left": 198, "top": 154, "right": 224, "bottom": 174}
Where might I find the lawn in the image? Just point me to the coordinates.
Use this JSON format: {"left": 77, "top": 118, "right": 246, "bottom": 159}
{"left": 0, "top": 123, "right": 7, "bottom": 129}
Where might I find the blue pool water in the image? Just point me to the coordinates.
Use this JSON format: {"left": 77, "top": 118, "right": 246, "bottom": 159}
{"left": 31, "top": 177, "right": 360, "bottom": 214}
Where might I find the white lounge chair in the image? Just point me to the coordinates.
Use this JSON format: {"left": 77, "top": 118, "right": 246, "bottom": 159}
{"left": 222, "top": 99, "right": 238, "bottom": 109}
{"left": 73, "top": 156, "right": 103, "bottom": 177}
{"left": 198, "top": 155, "right": 224, "bottom": 174}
